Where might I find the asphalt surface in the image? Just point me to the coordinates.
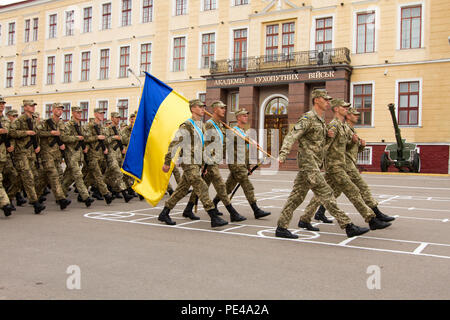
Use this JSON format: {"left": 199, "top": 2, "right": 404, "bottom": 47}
{"left": 1, "top": 170, "right": 449, "bottom": 300}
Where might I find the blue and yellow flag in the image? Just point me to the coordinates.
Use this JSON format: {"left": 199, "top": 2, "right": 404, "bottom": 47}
{"left": 122, "top": 72, "right": 191, "bottom": 206}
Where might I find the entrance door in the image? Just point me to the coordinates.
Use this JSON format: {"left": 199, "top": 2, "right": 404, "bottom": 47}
{"left": 264, "top": 96, "right": 289, "bottom": 154}
{"left": 233, "top": 29, "right": 247, "bottom": 72}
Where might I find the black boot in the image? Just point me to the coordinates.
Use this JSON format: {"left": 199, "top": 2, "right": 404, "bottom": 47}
{"left": 113, "top": 191, "right": 123, "bottom": 199}
{"left": 298, "top": 220, "right": 320, "bottom": 231}
{"left": 275, "top": 226, "right": 298, "bottom": 239}
{"left": 9, "top": 202, "right": 16, "bottom": 211}
{"left": 372, "top": 206, "right": 396, "bottom": 222}
{"left": 38, "top": 195, "right": 46, "bottom": 204}
{"left": 77, "top": 194, "right": 84, "bottom": 202}
{"left": 127, "top": 187, "right": 137, "bottom": 197}
{"left": 84, "top": 197, "right": 95, "bottom": 208}
{"left": 57, "top": 198, "right": 71, "bottom": 210}
{"left": 158, "top": 207, "right": 176, "bottom": 225}
{"left": 138, "top": 194, "right": 144, "bottom": 201}
{"left": 2, "top": 204, "right": 13, "bottom": 217}
{"left": 16, "top": 192, "right": 27, "bottom": 206}
{"left": 104, "top": 193, "right": 114, "bottom": 205}
{"left": 251, "top": 202, "right": 271, "bottom": 219}
{"left": 314, "top": 205, "right": 333, "bottom": 223}
{"left": 345, "top": 223, "right": 370, "bottom": 237}
{"left": 226, "top": 204, "right": 246, "bottom": 222}
{"left": 122, "top": 190, "right": 133, "bottom": 203}
{"left": 213, "top": 196, "right": 220, "bottom": 209}
{"left": 43, "top": 186, "right": 51, "bottom": 196}
{"left": 369, "top": 217, "right": 392, "bottom": 230}
{"left": 207, "top": 208, "right": 228, "bottom": 228}
{"left": 32, "top": 202, "right": 45, "bottom": 214}
{"left": 182, "top": 202, "right": 200, "bottom": 220}
{"left": 91, "top": 187, "right": 104, "bottom": 200}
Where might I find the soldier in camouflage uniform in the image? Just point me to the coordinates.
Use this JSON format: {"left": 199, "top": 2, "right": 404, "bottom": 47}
{"left": 218, "top": 108, "right": 271, "bottom": 219}
{"left": 312, "top": 107, "right": 395, "bottom": 223}
{"left": 297, "top": 99, "right": 391, "bottom": 232}
{"left": 37, "top": 103, "right": 72, "bottom": 210}
{"left": 0, "top": 97, "right": 15, "bottom": 216}
{"left": 158, "top": 99, "right": 228, "bottom": 228}
{"left": 183, "top": 100, "right": 246, "bottom": 222}
{"left": 60, "top": 106, "right": 94, "bottom": 207}
{"left": 275, "top": 90, "right": 369, "bottom": 239}
{"left": 121, "top": 112, "right": 141, "bottom": 198}
{"left": 9, "top": 100, "right": 45, "bottom": 214}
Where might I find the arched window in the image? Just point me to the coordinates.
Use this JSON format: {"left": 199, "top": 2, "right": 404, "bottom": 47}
{"left": 265, "top": 97, "right": 288, "bottom": 115}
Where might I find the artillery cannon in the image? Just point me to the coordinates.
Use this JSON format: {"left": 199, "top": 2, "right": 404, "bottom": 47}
{"left": 380, "top": 103, "right": 420, "bottom": 172}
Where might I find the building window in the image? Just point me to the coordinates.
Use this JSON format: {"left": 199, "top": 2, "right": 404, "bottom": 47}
{"left": 282, "top": 22, "right": 295, "bottom": 59}
{"left": 49, "top": 14, "right": 57, "bottom": 38}
{"left": 353, "top": 83, "right": 373, "bottom": 126}
{"left": 204, "top": 0, "right": 216, "bottom": 10}
{"left": 98, "top": 100, "right": 108, "bottom": 115}
{"left": 65, "top": 11, "right": 74, "bottom": 36}
{"left": 356, "top": 11, "right": 375, "bottom": 53}
{"left": 22, "top": 60, "right": 29, "bottom": 86}
{"left": 122, "top": 0, "right": 132, "bottom": 26}
{"left": 62, "top": 103, "right": 71, "bottom": 122}
{"left": 265, "top": 25, "right": 278, "bottom": 61}
{"left": 140, "top": 43, "right": 152, "bottom": 74}
{"left": 198, "top": 93, "right": 206, "bottom": 104}
{"left": 64, "top": 54, "right": 73, "bottom": 83}
{"left": 233, "top": 29, "right": 247, "bottom": 71}
{"left": 401, "top": 5, "right": 422, "bottom": 49}
{"left": 173, "top": 37, "right": 185, "bottom": 72}
{"left": 230, "top": 92, "right": 239, "bottom": 112}
{"left": 201, "top": 33, "right": 215, "bottom": 69}
{"left": 118, "top": 99, "right": 129, "bottom": 124}
{"left": 234, "top": 0, "right": 248, "bottom": 5}
{"left": 83, "top": 7, "right": 93, "bottom": 33}
{"left": 30, "top": 59, "right": 37, "bottom": 86}
{"left": 47, "top": 56, "right": 55, "bottom": 84}
{"left": 357, "top": 147, "right": 373, "bottom": 165}
{"left": 80, "top": 102, "right": 89, "bottom": 124}
{"left": 143, "top": 0, "right": 153, "bottom": 23}
{"left": 398, "top": 81, "right": 420, "bottom": 125}
{"left": 24, "top": 19, "right": 31, "bottom": 42}
{"left": 315, "top": 17, "right": 332, "bottom": 51}
{"left": 100, "top": 49, "right": 110, "bottom": 80}
{"left": 119, "top": 46, "right": 130, "bottom": 78}
{"left": 102, "top": 3, "right": 112, "bottom": 30}
{"left": 32, "top": 18, "right": 38, "bottom": 41}
{"left": 45, "top": 104, "right": 52, "bottom": 119}
{"left": 81, "top": 51, "right": 91, "bottom": 81}
{"left": 6, "top": 62, "right": 14, "bottom": 88}
{"left": 8, "top": 22, "right": 15, "bottom": 45}
{"left": 175, "top": 0, "right": 187, "bottom": 16}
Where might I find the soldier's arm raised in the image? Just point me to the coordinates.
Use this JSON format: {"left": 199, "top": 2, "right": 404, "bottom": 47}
{"left": 279, "top": 118, "right": 310, "bottom": 162}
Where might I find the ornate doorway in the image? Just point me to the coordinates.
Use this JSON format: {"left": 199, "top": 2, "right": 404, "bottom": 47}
{"left": 264, "top": 96, "right": 289, "bottom": 154}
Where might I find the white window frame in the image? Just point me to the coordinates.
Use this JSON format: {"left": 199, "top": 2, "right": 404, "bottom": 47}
{"left": 173, "top": 0, "right": 188, "bottom": 16}
{"left": 170, "top": 35, "right": 188, "bottom": 72}
{"left": 63, "top": 9, "right": 75, "bottom": 37}
{"left": 397, "top": 1, "right": 425, "bottom": 50}
{"left": 60, "top": 101, "right": 72, "bottom": 122}
{"left": 231, "top": 0, "right": 250, "bottom": 6}
{"left": 198, "top": 30, "right": 217, "bottom": 69}
{"left": 62, "top": 53, "right": 74, "bottom": 84}
{"left": 82, "top": 5, "right": 94, "bottom": 34}
{"left": 45, "top": 54, "right": 57, "bottom": 85}
{"left": 80, "top": 50, "right": 91, "bottom": 82}
{"left": 99, "top": 1, "right": 113, "bottom": 30}
{"left": 118, "top": 45, "right": 131, "bottom": 78}
{"left": 119, "top": 0, "right": 133, "bottom": 27}
{"left": 98, "top": 47, "right": 111, "bottom": 80}
{"left": 116, "top": 97, "right": 130, "bottom": 123}
{"left": 202, "top": 0, "right": 218, "bottom": 11}
{"left": 357, "top": 146, "right": 373, "bottom": 166}
{"left": 350, "top": 80, "right": 375, "bottom": 127}
{"left": 78, "top": 100, "right": 90, "bottom": 124}
{"left": 310, "top": 13, "right": 336, "bottom": 52}
{"left": 5, "top": 61, "right": 14, "bottom": 88}
{"left": 229, "top": 26, "right": 249, "bottom": 65}
{"left": 140, "top": 0, "right": 154, "bottom": 23}
{"left": 394, "top": 77, "right": 423, "bottom": 127}
{"left": 352, "top": 6, "right": 380, "bottom": 54}
{"left": 138, "top": 41, "right": 152, "bottom": 75}
{"left": 7, "top": 20, "right": 16, "bottom": 46}
{"left": 97, "top": 99, "right": 109, "bottom": 115}
{"left": 47, "top": 12, "right": 58, "bottom": 39}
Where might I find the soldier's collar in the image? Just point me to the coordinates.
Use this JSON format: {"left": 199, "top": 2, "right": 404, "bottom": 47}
{"left": 312, "top": 108, "right": 325, "bottom": 123}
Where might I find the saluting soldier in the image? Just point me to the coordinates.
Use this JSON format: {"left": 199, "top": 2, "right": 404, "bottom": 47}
{"left": 9, "top": 100, "right": 45, "bottom": 214}
{"left": 158, "top": 99, "right": 228, "bottom": 228}
{"left": 275, "top": 90, "right": 369, "bottom": 239}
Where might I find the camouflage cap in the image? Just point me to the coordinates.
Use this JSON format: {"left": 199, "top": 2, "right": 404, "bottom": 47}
{"left": 0, "top": 97, "right": 6, "bottom": 103}
{"left": 311, "top": 89, "right": 332, "bottom": 100}
{"left": 210, "top": 100, "right": 226, "bottom": 109}
{"left": 94, "top": 108, "right": 106, "bottom": 113}
{"left": 52, "top": 102, "right": 64, "bottom": 109}
{"left": 23, "top": 99, "right": 37, "bottom": 106}
{"left": 234, "top": 108, "right": 249, "bottom": 117}
{"left": 330, "top": 98, "right": 351, "bottom": 109}
{"left": 105, "top": 120, "right": 112, "bottom": 125}
{"left": 71, "top": 106, "right": 82, "bottom": 112}
{"left": 110, "top": 112, "right": 120, "bottom": 118}
{"left": 189, "top": 99, "right": 205, "bottom": 109}
{"left": 6, "top": 109, "right": 18, "bottom": 116}
{"left": 130, "top": 112, "right": 137, "bottom": 119}
{"left": 347, "top": 107, "right": 360, "bottom": 115}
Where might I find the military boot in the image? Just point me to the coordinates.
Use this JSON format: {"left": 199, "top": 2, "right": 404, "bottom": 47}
{"left": 298, "top": 220, "right": 320, "bottom": 231}
{"left": 127, "top": 187, "right": 137, "bottom": 197}
{"left": 369, "top": 217, "right": 392, "bottom": 230}
{"left": 212, "top": 196, "right": 220, "bottom": 209}
{"left": 158, "top": 207, "right": 176, "bottom": 225}
{"left": 2, "top": 204, "right": 14, "bottom": 217}
{"left": 138, "top": 194, "right": 144, "bottom": 201}
{"left": 275, "top": 227, "right": 299, "bottom": 239}
{"left": 91, "top": 187, "right": 104, "bottom": 200}
{"left": 57, "top": 198, "right": 71, "bottom": 210}
{"left": 9, "top": 202, "right": 16, "bottom": 211}
{"left": 43, "top": 186, "right": 51, "bottom": 196}
{"left": 104, "top": 193, "right": 114, "bottom": 205}
{"left": 121, "top": 190, "right": 133, "bottom": 203}
{"left": 225, "top": 204, "right": 246, "bottom": 222}
{"left": 250, "top": 202, "right": 271, "bottom": 219}
{"left": 32, "top": 202, "right": 45, "bottom": 214}
{"left": 16, "top": 192, "right": 27, "bottom": 206}
{"left": 38, "top": 195, "right": 46, "bottom": 204}
{"left": 84, "top": 197, "right": 95, "bottom": 208}
{"left": 345, "top": 223, "right": 370, "bottom": 237}
{"left": 113, "top": 191, "right": 123, "bottom": 199}
{"left": 182, "top": 202, "right": 200, "bottom": 220}
{"left": 314, "top": 205, "right": 333, "bottom": 223}
{"left": 372, "top": 206, "right": 396, "bottom": 222}
{"left": 207, "top": 208, "right": 228, "bottom": 228}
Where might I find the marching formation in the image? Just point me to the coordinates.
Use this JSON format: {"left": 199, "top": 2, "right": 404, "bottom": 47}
{"left": 0, "top": 97, "right": 142, "bottom": 217}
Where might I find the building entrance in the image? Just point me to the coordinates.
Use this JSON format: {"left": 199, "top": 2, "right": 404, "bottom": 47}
{"left": 264, "top": 96, "right": 289, "bottom": 154}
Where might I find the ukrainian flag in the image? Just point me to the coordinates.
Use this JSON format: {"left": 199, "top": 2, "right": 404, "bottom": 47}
{"left": 122, "top": 72, "right": 191, "bottom": 206}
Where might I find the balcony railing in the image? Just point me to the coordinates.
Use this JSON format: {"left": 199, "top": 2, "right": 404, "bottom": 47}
{"left": 210, "top": 47, "right": 351, "bottom": 74}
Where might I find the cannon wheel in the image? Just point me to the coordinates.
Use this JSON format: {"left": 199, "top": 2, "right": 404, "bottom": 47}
{"left": 412, "top": 151, "right": 421, "bottom": 173}
{"left": 380, "top": 153, "right": 389, "bottom": 172}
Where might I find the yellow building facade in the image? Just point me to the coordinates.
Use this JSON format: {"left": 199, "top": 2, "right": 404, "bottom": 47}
{"left": 1, "top": 0, "right": 449, "bottom": 172}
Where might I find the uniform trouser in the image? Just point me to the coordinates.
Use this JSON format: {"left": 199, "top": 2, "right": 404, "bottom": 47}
{"left": 225, "top": 164, "right": 256, "bottom": 204}
{"left": 346, "top": 164, "right": 378, "bottom": 208}
{"left": 38, "top": 152, "right": 65, "bottom": 201}
{"left": 300, "top": 167, "right": 376, "bottom": 224}
{"left": 62, "top": 150, "right": 90, "bottom": 200}
{"left": 167, "top": 166, "right": 182, "bottom": 192}
{"left": 277, "top": 170, "right": 352, "bottom": 229}
{"left": 84, "top": 152, "right": 110, "bottom": 196}
{"left": 103, "top": 153, "right": 127, "bottom": 192}
{"left": 0, "top": 161, "right": 11, "bottom": 207}
{"left": 165, "top": 164, "right": 214, "bottom": 211}
{"left": 188, "top": 164, "right": 231, "bottom": 206}
{"left": 2, "top": 155, "right": 21, "bottom": 198}
{"left": 13, "top": 152, "right": 39, "bottom": 203}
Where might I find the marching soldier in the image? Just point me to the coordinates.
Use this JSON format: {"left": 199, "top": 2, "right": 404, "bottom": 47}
{"left": 0, "top": 98, "right": 15, "bottom": 216}
{"left": 9, "top": 100, "right": 45, "bottom": 214}
{"left": 275, "top": 90, "right": 369, "bottom": 239}
{"left": 218, "top": 108, "right": 271, "bottom": 220}
{"left": 121, "top": 112, "right": 141, "bottom": 199}
{"left": 158, "top": 99, "right": 228, "bottom": 228}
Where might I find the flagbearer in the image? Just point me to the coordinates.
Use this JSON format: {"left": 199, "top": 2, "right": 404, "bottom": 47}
{"left": 159, "top": 99, "right": 228, "bottom": 228}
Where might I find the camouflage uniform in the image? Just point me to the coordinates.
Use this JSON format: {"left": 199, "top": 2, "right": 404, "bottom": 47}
{"left": 277, "top": 94, "right": 352, "bottom": 230}
{"left": 121, "top": 117, "right": 135, "bottom": 189}
{"left": 105, "top": 112, "right": 127, "bottom": 192}
{"left": 0, "top": 114, "right": 12, "bottom": 208}
{"left": 1, "top": 110, "right": 21, "bottom": 201}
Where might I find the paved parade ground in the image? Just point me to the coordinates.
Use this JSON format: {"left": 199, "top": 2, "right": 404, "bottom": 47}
{"left": 1, "top": 170, "right": 449, "bottom": 300}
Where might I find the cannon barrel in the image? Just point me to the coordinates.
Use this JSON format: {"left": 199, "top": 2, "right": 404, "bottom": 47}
{"left": 387, "top": 103, "right": 405, "bottom": 161}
